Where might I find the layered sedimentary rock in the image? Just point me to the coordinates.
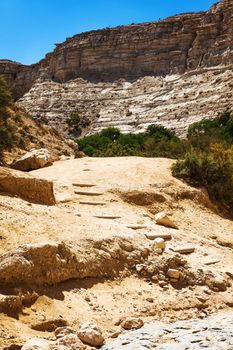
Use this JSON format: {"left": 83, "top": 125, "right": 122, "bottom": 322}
{"left": 0, "top": 0, "right": 232, "bottom": 135}
{"left": 18, "top": 67, "right": 233, "bottom": 137}
{"left": 1, "top": 0, "right": 232, "bottom": 98}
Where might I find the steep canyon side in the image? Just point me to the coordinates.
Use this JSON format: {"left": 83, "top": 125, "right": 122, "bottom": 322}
{"left": 0, "top": 0, "right": 232, "bottom": 135}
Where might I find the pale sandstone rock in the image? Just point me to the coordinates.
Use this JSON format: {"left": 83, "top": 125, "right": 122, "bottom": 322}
{"left": 0, "top": 1, "right": 232, "bottom": 138}
{"left": 21, "top": 338, "right": 50, "bottom": 350}
{"left": 55, "top": 327, "right": 76, "bottom": 339}
{"left": 56, "top": 334, "right": 86, "bottom": 349}
{"left": 0, "top": 166, "right": 56, "bottom": 205}
{"left": 171, "top": 246, "right": 195, "bottom": 254}
{"left": 121, "top": 317, "right": 144, "bottom": 330}
{"left": 12, "top": 148, "right": 51, "bottom": 171}
{"left": 78, "top": 323, "right": 105, "bottom": 346}
{"left": 1, "top": 0, "right": 232, "bottom": 100}
{"left": 154, "top": 212, "right": 178, "bottom": 229}
{"left": 152, "top": 237, "right": 166, "bottom": 251}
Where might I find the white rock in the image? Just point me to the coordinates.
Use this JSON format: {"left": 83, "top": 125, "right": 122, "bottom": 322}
{"left": 12, "top": 148, "right": 51, "bottom": 171}
{"left": 22, "top": 338, "right": 50, "bottom": 350}
{"left": 152, "top": 238, "right": 166, "bottom": 250}
{"left": 55, "top": 327, "right": 76, "bottom": 339}
{"left": 154, "top": 212, "right": 178, "bottom": 229}
{"left": 135, "top": 264, "right": 144, "bottom": 272}
{"left": 78, "top": 322, "right": 105, "bottom": 346}
{"left": 56, "top": 334, "right": 85, "bottom": 349}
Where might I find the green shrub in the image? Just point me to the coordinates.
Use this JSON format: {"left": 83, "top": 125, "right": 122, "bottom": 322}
{"left": 67, "top": 112, "right": 80, "bottom": 126}
{"left": 100, "top": 127, "right": 120, "bottom": 141}
{"left": 0, "top": 75, "right": 13, "bottom": 110}
{"left": 146, "top": 124, "right": 177, "bottom": 140}
{"left": 76, "top": 124, "right": 183, "bottom": 158}
{"left": 172, "top": 144, "right": 233, "bottom": 213}
{"left": 187, "top": 112, "right": 233, "bottom": 148}
{"left": 0, "top": 125, "right": 14, "bottom": 150}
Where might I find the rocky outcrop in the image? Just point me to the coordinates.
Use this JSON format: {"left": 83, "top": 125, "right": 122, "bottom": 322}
{"left": 11, "top": 148, "right": 52, "bottom": 171}
{"left": 16, "top": 67, "right": 233, "bottom": 137}
{"left": 0, "top": 167, "right": 55, "bottom": 205}
{"left": 0, "top": 0, "right": 232, "bottom": 100}
{"left": 0, "top": 0, "right": 232, "bottom": 136}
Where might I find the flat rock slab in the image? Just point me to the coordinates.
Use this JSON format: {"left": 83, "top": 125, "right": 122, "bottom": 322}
{"left": 94, "top": 215, "right": 121, "bottom": 219}
{"left": 126, "top": 225, "right": 148, "bottom": 230}
{"left": 145, "top": 232, "right": 172, "bottom": 240}
{"left": 103, "top": 312, "right": 233, "bottom": 350}
{"left": 75, "top": 191, "right": 104, "bottom": 196}
{"left": 79, "top": 201, "right": 107, "bottom": 206}
{"left": 73, "top": 183, "right": 96, "bottom": 188}
{"left": 170, "top": 246, "right": 195, "bottom": 254}
{"left": 204, "top": 259, "right": 220, "bottom": 266}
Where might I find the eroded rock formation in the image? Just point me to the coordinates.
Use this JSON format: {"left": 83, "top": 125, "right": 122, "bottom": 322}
{"left": 0, "top": 0, "right": 232, "bottom": 135}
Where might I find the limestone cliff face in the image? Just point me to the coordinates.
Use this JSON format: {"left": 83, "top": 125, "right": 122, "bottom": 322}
{"left": 0, "top": 0, "right": 232, "bottom": 137}
{"left": 0, "top": 0, "right": 232, "bottom": 100}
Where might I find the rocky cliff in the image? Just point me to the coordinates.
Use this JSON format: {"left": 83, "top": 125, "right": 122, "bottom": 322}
{"left": 0, "top": 0, "right": 232, "bottom": 135}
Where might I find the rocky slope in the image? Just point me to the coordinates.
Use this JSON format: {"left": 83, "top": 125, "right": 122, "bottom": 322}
{"left": 0, "top": 157, "right": 233, "bottom": 349}
{"left": 0, "top": 107, "right": 74, "bottom": 165}
{"left": 0, "top": 0, "right": 233, "bottom": 136}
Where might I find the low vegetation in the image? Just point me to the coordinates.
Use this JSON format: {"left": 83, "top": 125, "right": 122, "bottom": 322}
{"left": 76, "top": 111, "right": 233, "bottom": 213}
{"left": 0, "top": 76, "right": 15, "bottom": 157}
{"left": 77, "top": 126, "right": 186, "bottom": 158}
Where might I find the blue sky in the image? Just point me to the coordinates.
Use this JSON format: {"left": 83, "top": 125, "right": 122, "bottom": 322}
{"left": 0, "top": 0, "right": 216, "bottom": 65}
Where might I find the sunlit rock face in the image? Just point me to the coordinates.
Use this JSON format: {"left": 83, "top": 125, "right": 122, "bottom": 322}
{"left": 0, "top": 0, "right": 232, "bottom": 135}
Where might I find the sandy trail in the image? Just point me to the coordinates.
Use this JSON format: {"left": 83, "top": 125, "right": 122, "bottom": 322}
{"left": 0, "top": 157, "right": 233, "bottom": 348}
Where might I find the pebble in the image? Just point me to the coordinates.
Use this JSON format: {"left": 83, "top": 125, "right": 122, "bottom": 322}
{"left": 153, "top": 238, "right": 166, "bottom": 250}
{"left": 167, "top": 269, "right": 181, "bottom": 279}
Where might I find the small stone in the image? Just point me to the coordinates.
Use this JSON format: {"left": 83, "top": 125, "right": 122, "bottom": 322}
{"left": 121, "top": 317, "right": 144, "bottom": 330}
{"left": 159, "top": 281, "right": 168, "bottom": 288}
{"left": 152, "top": 238, "right": 165, "bottom": 250}
{"left": 147, "top": 266, "right": 155, "bottom": 274}
{"left": 151, "top": 275, "right": 158, "bottom": 283}
{"left": 170, "top": 246, "right": 195, "bottom": 254}
{"left": 135, "top": 264, "right": 144, "bottom": 272}
{"left": 154, "top": 212, "right": 178, "bottom": 229}
{"left": 158, "top": 273, "right": 166, "bottom": 281}
{"left": 222, "top": 294, "right": 233, "bottom": 307}
{"left": 167, "top": 269, "right": 181, "bottom": 279}
{"left": 57, "top": 334, "right": 86, "bottom": 349}
{"left": 55, "top": 327, "right": 76, "bottom": 339}
{"left": 145, "top": 232, "right": 172, "bottom": 240}
{"left": 78, "top": 322, "right": 104, "bottom": 347}
{"left": 146, "top": 297, "right": 154, "bottom": 303}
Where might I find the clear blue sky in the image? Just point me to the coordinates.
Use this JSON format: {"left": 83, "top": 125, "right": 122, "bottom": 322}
{"left": 0, "top": 0, "right": 217, "bottom": 65}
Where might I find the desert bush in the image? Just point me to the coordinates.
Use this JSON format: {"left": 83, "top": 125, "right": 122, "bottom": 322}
{"left": 0, "top": 125, "right": 14, "bottom": 150}
{"left": 172, "top": 144, "right": 233, "bottom": 213}
{"left": 76, "top": 124, "right": 184, "bottom": 158}
{"left": 187, "top": 111, "right": 233, "bottom": 149}
{"left": 100, "top": 127, "right": 121, "bottom": 141}
{"left": 0, "top": 75, "right": 12, "bottom": 110}
{"left": 66, "top": 112, "right": 80, "bottom": 126}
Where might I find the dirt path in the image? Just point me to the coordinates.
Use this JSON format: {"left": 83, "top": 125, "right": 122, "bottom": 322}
{"left": 0, "top": 157, "right": 233, "bottom": 349}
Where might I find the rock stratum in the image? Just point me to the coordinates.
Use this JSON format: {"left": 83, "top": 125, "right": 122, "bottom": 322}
{"left": 0, "top": 0, "right": 233, "bottom": 136}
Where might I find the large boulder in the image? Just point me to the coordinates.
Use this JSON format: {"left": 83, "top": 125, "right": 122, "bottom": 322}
{"left": 0, "top": 166, "right": 56, "bottom": 205}
{"left": 78, "top": 323, "right": 105, "bottom": 347}
{"left": 11, "top": 148, "right": 52, "bottom": 171}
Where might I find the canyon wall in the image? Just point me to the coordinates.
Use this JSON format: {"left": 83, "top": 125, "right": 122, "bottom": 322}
{"left": 0, "top": 0, "right": 232, "bottom": 100}
{"left": 0, "top": 0, "right": 232, "bottom": 136}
